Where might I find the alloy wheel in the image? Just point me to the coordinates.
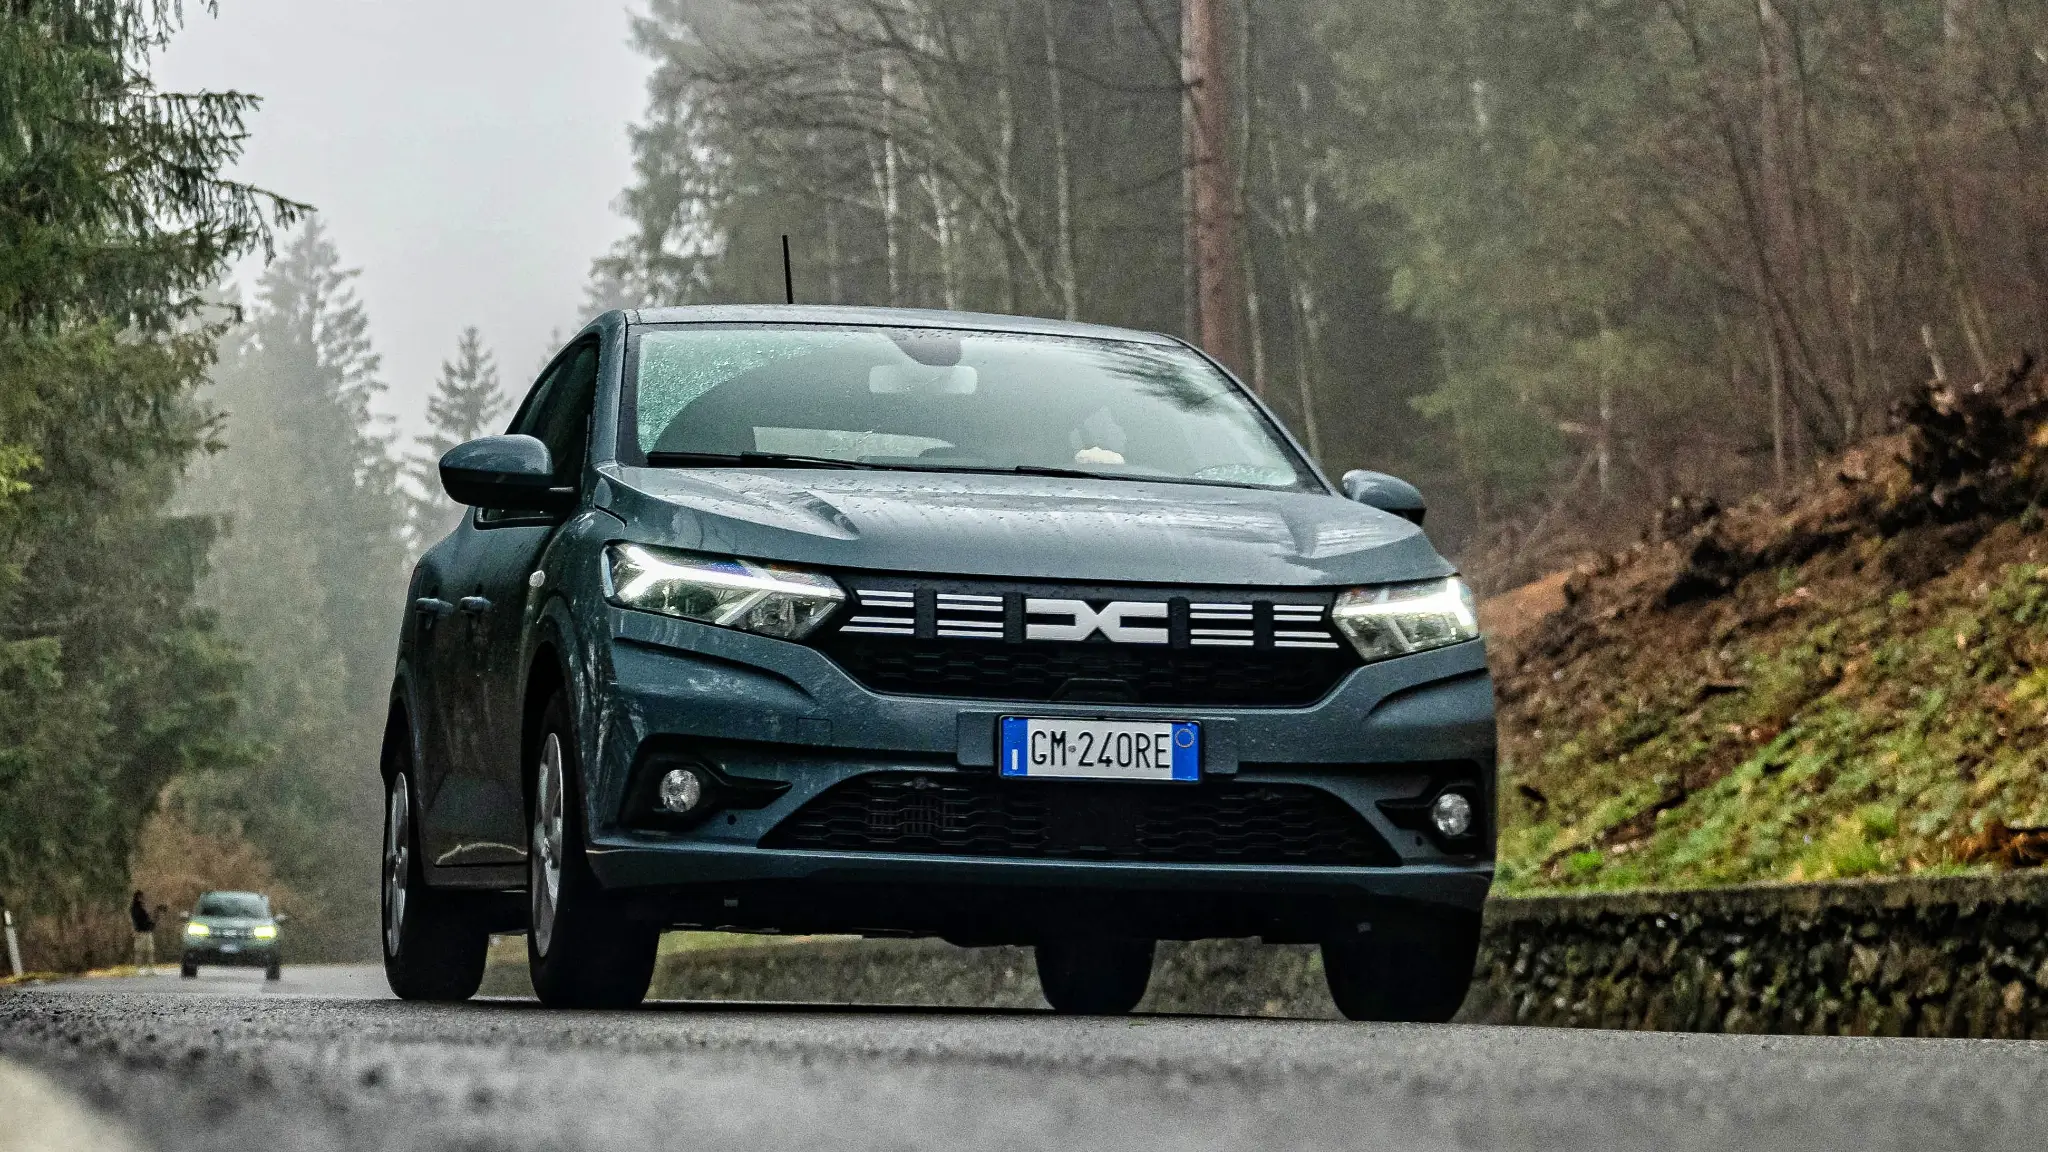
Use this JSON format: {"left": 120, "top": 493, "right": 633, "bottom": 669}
{"left": 531, "top": 732, "right": 566, "bottom": 957}
{"left": 383, "top": 774, "right": 411, "bottom": 958}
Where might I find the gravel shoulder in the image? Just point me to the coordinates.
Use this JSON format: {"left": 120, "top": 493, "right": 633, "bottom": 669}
{"left": 6, "top": 970, "right": 2048, "bottom": 1151}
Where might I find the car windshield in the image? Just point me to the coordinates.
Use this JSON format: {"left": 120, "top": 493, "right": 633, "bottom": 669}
{"left": 621, "top": 325, "right": 1315, "bottom": 491}
{"left": 196, "top": 893, "right": 268, "bottom": 918}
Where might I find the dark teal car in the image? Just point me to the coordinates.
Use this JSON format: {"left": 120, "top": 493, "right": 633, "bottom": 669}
{"left": 379, "top": 306, "right": 1495, "bottom": 1018}
{"left": 181, "top": 890, "right": 282, "bottom": 980}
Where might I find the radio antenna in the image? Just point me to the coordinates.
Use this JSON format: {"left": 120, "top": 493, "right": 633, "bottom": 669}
{"left": 781, "top": 234, "right": 795, "bottom": 305}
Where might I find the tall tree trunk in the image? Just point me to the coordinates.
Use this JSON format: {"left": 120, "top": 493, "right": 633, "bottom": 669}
{"left": 825, "top": 202, "right": 843, "bottom": 305}
{"left": 1182, "top": 0, "right": 1245, "bottom": 372}
{"left": 922, "top": 168, "right": 964, "bottom": 310}
{"left": 1291, "top": 172, "right": 1325, "bottom": 463}
{"left": 880, "top": 61, "right": 904, "bottom": 306}
{"left": 994, "top": 14, "right": 1023, "bottom": 314}
{"left": 1235, "top": 0, "right": 1267, "bottom": 395}
{"left": 1043, "top": 0, "right": 1079, "bottom": 321}
{"left": 1754, "top": 0, "right": 1817, "bottom": 454}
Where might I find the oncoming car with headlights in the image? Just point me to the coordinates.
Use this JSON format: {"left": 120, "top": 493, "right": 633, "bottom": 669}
{"left": 181, "top": 891, "right": 282, "bottom": 980}
{"left": 379, "top": 306, "right": 1495, "bottom": 1018}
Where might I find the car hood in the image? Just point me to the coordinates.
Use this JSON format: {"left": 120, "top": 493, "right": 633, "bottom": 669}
{"left": 601, "top": 467, "right": 1453, "bottom": 587}
{"left": 190, "top": 917, "right": 272, "bottom": 929}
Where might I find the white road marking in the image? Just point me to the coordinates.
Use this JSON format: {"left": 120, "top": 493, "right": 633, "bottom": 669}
{"left": 0, "top": 1057, "right": 145, "bottom": 1152}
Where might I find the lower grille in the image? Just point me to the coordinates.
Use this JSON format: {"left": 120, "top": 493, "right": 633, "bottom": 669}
{"left": 817, "top": 638, "right": 1357, "bottom": 706}
{"left": 761, "top": 773, "right": 1397, "bottom": 867}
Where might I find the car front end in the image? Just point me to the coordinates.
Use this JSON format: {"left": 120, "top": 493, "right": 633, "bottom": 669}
{"left": 581, "top": 558, "right": 1494, "bottom": 946}
{"left": 557, "top": 312, "right": 1497, "bottom": 948}
{"left": 182, "top": 916, "right": 281, "bottom": 969}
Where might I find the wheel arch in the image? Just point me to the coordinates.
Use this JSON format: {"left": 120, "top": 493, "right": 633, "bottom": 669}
{"left": 380, "top": 671, "right": 423, "bottom": 785}
{"left": 520, "top": 600, "right": 588, "bottom": 819}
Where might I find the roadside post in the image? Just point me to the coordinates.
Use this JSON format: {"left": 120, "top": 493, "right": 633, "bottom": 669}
{"left": 3, "top": 903, "right": 22, "bottom": 977}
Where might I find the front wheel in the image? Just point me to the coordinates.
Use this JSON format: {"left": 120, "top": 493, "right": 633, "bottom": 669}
{"left": 381, "top": 766, "right": 489, "bottom": 1001}
{"left": 526, "top": 691, "right": 658, "bottom": 1009}
{"left": 180, "top": 961, "right": 197, "bottom": 979}
{"left": 1034, "top": 937, "right": 1155, "bottom": 1015}
{"left": 1321, "top": 907, "right": 1480, "bottom": 1023}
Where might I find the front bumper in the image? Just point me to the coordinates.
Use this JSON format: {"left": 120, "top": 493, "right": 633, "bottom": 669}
{"left": 581, "top": 608, "right": 1497, "bottom": 939}
{"left": 182, "top": 942, "right": 279, "bottom": 967}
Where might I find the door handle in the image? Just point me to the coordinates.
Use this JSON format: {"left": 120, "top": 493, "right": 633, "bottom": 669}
{"left": 414, "top": 597, "right": 454, "bottom": 619}
{"left": 458, "top": 596, "right": 493, "bottom": 615}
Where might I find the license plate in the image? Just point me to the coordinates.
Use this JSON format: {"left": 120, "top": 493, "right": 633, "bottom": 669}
{"left": 221, "top": 944, "right": 240, "bottom": 953}
{"left": 999, "top": 717, "right": 1199, "bottom": 782}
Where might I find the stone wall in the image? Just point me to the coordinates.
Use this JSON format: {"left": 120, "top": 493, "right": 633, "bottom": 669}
{"left": 634, "top": 937, "right": 1341, "bottom": 1018}
{"left": 484, "top": 873, "right": 2048, "bottom": 1037}
{"left": 1467, "top": 872, "right": 2048, "bottom": 1037}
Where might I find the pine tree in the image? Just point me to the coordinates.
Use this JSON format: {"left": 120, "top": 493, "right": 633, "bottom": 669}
{"left": 0, "top": 0, "right": 296, "bottom": 942}
{"left": 408, "top": 327, "right": 507, "bottom": 550}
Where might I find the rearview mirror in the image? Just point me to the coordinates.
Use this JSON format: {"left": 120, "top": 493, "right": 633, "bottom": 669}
{"left": 869, "top": 363, "right": 978, "bottom": 395}
{"left": 440, "top": 435, "right": 573, "bottom": 513}
{"left": 1341, "top": 469, "right": 1426, "bottom": 525}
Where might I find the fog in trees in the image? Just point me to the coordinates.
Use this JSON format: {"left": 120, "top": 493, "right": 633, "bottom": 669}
{"left": 408, "top": 327, "right": 509, "bottom": 552}
{"left": 594, "top": 0, "right": 2048, "bottom": 587}
{"left": 180, "top": 221, "right": 410, "bottom": 959}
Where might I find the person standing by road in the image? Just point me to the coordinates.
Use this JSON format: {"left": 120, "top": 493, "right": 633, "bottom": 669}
{"left": 129, "top": 891, "right": 156, "bottom": 974}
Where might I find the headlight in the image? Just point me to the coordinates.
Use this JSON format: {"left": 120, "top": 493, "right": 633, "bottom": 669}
{"left": 604, "top": 544, "right": 846, "bottom": 641}
{"left": 1331, "top": 576, "right": 1480, "bottom": 663}
{"left": 185, "top": 922, "right": 210, "bottom": 937}
{"left": 253, "top": 924, "right": 277, "bottom": 940}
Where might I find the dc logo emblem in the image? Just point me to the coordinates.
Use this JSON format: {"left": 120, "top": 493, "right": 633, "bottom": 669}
{"left": 1024, "top": 598, "right": 1168, "bottom": 645}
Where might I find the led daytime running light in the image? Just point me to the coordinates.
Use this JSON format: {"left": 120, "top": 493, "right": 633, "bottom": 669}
{"left": 605, "top": 544, "right": 846, "bottom": 641}
{"left": 1330, "top": 576, "right": 1481, "bottom": 664}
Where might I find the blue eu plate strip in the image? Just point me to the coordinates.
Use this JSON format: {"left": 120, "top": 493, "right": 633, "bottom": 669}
{"left": 1169, "top": 721, "right": 1199, "bottom": 781}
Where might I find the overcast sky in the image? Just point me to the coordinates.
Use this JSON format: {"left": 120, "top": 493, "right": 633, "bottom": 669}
{"left": 154, "top": 1, "right": 653, "bottom": 443}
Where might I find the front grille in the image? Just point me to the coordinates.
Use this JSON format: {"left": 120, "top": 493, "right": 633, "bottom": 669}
{"left": 817, "top": 579, "right": 1360, "bottom": 706}
{"left": 761, "top": 773, "right": 1398, "bottom": 867}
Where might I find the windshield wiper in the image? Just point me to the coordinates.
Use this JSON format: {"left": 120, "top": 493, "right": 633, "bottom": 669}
{"left": 642, "top": 453, "right": 1285, "bottom": 491}
{"left": 645, "top": 450, "right": 874, "bottom": 470}
{"left": 1003, "top": 464, "right": 1112, "bottom": 480}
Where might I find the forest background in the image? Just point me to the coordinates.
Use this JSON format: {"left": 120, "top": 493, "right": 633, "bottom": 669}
{"left": 4, "top": 0, "right": 2042, "bottom": 964}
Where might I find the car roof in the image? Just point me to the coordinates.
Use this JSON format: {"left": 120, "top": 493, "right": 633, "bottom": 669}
{"left": 199, "top": 890, "right": 265, "bottom": 900}
{"left": 626, "top": 304, "right": 1183, "bottom": 346}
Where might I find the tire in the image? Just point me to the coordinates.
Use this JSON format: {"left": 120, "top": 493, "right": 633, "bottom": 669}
{"left": 180, "top": 962, "right": 197, "bottom": 979}
{"left": 381, "top": 764, "right": 490, "bottom": 1001}
{"left": 527, "top": 690, "right": 659, "bottom": 1009}
{"left": 265, "top": 962, "right": 282, "bottom": 982}
{"left": 1321, "top": 907, "right": 1480, "bottom": 1023}
{"left": 1034, "top": 937, "right": 1155, "bottom": 1015}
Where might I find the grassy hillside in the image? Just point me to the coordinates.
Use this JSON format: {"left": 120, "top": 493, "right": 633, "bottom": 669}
{"left": 1491, "top": 358, "right": 2048, "bottom": 893}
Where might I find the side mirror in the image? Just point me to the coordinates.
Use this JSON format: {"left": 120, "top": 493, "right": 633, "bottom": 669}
{"left": 273, "top": 913, "right": 289, "bottom": 925}
{"left": 1341, "top": 469, "right": 1426, "bottom": 525}
{"left": 440, "top": 435, "right": 572, "bottom": 513}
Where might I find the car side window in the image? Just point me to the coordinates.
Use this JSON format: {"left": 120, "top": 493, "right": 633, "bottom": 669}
{"left": 478, "top": 342, "right": 598, "bottom": 524}
{"left": 526, "top": 344, "right": 598, "bottom": 487}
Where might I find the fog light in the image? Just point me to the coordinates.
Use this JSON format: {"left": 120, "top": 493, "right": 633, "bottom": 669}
{"left": 1431, "top": 791, "right": 1474, "bottom": 838}
{"left": 658, "top": 768, "right": 704, "bottom": 814}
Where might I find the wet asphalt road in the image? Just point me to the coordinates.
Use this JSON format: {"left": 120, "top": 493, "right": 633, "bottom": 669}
{"left": 5, "top": 966, "right": 2048, "bottom": 1152}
